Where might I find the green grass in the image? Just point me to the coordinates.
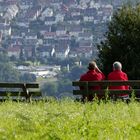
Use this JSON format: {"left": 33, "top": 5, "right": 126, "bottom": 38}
{"left": 0, "top": 99, "right": 139, "bottom": 140}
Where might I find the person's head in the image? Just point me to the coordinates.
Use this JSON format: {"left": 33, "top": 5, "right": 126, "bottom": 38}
{"left": 88, "top": 61, "right": 96, "bottom": 70}
{"left": 113, "top": 61, "right": 122, "bottom": 71}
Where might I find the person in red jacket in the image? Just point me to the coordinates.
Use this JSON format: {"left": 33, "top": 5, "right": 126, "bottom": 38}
{"left": 108, "top": 61, "right": 129, "bottom": 98}
{"left": 80, "top": 61, "right": 105, "bottom": 101}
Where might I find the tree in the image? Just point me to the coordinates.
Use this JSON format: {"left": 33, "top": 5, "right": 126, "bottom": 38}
{"left": 97, "top": 5, "right": 140, "bottom": 79}
{"left": 57, "top": 79, "right": 72, "bottom": 93}
{"left": 0, "top": 52, "right": 9, "bottom": 62}
{"left": 42, "top": 82, "right": 58, "bottom": 96}
{"left": 20, "top": 73, "right": 36, "bottom": 82}
{"left": 0, "top": 62, "right": 20, "bottom": 82}
{"left": 67, "top": 66, "right": 86, "bottom": 80}
{"left": 19, "top": 47, "right": 26, "bottom": 61}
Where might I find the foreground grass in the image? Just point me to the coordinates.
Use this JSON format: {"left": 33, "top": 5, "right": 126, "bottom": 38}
{"left": 0, "top": 99, "right": 139, "bottom": 140}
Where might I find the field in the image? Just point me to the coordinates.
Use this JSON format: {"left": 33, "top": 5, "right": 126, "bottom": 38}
{"left": 0, "top": 99, "right": 140, "bottom": 140}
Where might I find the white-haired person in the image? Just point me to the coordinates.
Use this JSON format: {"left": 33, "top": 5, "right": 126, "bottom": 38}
{"left": 107, "top": 61, "right": 129, "bottom": 99}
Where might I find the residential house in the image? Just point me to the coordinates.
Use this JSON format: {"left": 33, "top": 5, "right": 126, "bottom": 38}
{"left": 0, "top": 47, "right": 6, "bottom": 53}
{"left": 74, "top": 47, "right": 93, "bottom": 58}
{"left": 61, "top": 3, "right": 69, "bottom": 13}
{"left": 9, "top": 38, "right": 23, "bottom": 47}
{"left": 43, "top": 38, "right": 56, "bottom": 46}
{"left": 63, "top": 0, "right": 76, "bottom": 7}
{"left": 79, "top": 40, "right": 92, "bottom": 48}
{"left": 16, "top": 17, "right": 30, "bottom": 27}
{"left": 102, "top": 5, "right": 113, "bottom": 22}
{"left": 0, "top": 24, "right": 11, "bottom": 36}
{"left": 57, "top": 34, "right": 70, "bottom": 40}
{"left": 0, "top": 2, "right": 7, "bottom": 15}
{"left": 83, "top": 15, "right": 94, "bottom": 22}
{"left": 5, "top": 0, "right": 18, "bottom": 5}
{"left": 55, "top": 13, "right": 64, "bottom": 22}
{"left": 78, "top": 32, "right": 93, "bottom": 41}
{"left": 0, "top": 31, "right": 2, "bottom": 42}
{"left": 68, "top": 51, "right": 77, "bottom": 58}
{"left": 19, "top": 0, "right": 34, "bottom": 9}
{"left": 82, "top": 8, "right": 97, "bottom": 22}
{"left": 24, "top": 45, "right": 34, "bottom": 58}
{"left": 4, "top": 5, "right": 19, "bottom": 20}
{"left": 82, "top": 8, "right": 97, "bottom": 16}
{"left": 67, "top": 25, "right": 83, "bottom": 37}
{"left": 54, "top": 44, "right": 70, "bottom": 59}
{"left": 24, "top": 32, "right": 37, "bottom": 39}
{"left": 24, "top": 38, "right": 38, "bottom": 46}
{"left": 11, "top": 31, "right": 22, "bottom": 39}
{"left": 56, "top": 34, "right": 71, "bottom": 46}
{"left": 7, "top": 45, "right": 21, "bottom": 58}
{"left": 94, "top": 13, "right": 103, "bottom": 24}
{"left": 57, "top": 39, "right": 70, "bottom": 46}
{"left": 24, "top": 6, "right": 42, "bottom": 22}
{"left": 43, "top": 32, "right": 56, "bottom": 39}
{"left": 102, "top": 4, "right": 113, "bottom": 16}
{"left": 37, "top": 45, "right": 55, "bottom": 58}
{"left": 0, "top": 10, "right": 4, "bottom": 17}
{"left": 70, "top": 8, "right": 81, "bottom": 16}
{"left": 50, "top": 0, "right": 63, "bottom": 7}
{"left": 40, "top": 8, "right": 53, "bottom": 20}
{"left": 0, "top": 17, "right": 10, "bottom": 25}
{"left": 37, "top": 0, "right": 51, "bottom": 7}
{"left": 56, "top": 25, "right": 66, "bottom": 36}
{"left": 44, "top": 16, "right": 56, "bottom": 25}
{"left": 39, "top": 25, "right": 51, "bottom": 35}
{"left": 64, "top": 15, "right": 82, "bottom": 24}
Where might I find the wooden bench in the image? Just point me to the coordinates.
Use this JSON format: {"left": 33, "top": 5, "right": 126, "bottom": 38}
{"left": 72, "top": 80, "right": 140, "bottom": 101}
{"left": 0, "top": 83, "right": 41, "bottom": 101}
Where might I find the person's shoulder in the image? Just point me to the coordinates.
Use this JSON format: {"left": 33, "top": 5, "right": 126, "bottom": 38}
{"left": 80, "top": 72, "right": 87, "bottom": 79}
{"left": 122, "top": 72, "right": 128, "bottom": 78}
{"left": 121, "top": 71, "right": 127, "bottom": 75}
{"left": 108, "top": 71, "right": 114, "bottom": 76}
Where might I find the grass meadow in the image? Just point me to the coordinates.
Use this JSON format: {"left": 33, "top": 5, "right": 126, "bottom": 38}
{"left": 0, "top": 99, "right": 139, "bottom": 140}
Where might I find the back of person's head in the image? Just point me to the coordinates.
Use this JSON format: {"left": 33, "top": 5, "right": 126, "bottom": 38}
{"left": 113, "top": 61, "right": 122, "bottom": 70}
{"left": 88, "top": 61, "right": 96, "bottom": 70}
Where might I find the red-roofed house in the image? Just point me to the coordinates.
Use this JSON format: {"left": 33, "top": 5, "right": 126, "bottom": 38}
{"left": 75, "top": 47, "right": 93, "bottom": 58}
{"left": 7, "top": 45, "right": 21, "bottom": 58}
{"left": 54, "top": 44, "right": 70, "bottom": 59}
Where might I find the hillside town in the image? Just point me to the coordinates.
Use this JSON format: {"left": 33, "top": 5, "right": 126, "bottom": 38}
{"left": 0, "top": 0, "right": 123, "bottom": 78}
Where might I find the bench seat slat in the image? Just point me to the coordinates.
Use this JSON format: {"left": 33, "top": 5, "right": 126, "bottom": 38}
{"left": 0, "top": 92, "right": 26, "bottom": 96}
{"left": 0, "top": 91, "right": 41, "bottom": 96}
{"left": 0, "top": 83, "right": 24, "bottom": 88}
{"left": 73, "top": 89, "right": 140, "bottom": 96}
{"left": 72, "top": 81, "right": 140, "bottom": 86}
{"left": 0, "top": 83, "right": 39, "bottom": 88}
{"left": 26, "top": 83, "right": 39, "bottom": 88}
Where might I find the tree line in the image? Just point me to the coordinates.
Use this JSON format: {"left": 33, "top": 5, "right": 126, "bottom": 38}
{"left": 98, "top": 4, "right": 140, "bottom": 79}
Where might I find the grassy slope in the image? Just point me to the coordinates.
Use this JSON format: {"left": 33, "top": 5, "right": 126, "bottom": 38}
{"left": 0, "top": 100, "right": 139, "bottom": 140}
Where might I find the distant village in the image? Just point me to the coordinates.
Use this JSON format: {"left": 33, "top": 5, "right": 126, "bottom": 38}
{"left": 0, "top": 0, "right": 123, "bottom": 78}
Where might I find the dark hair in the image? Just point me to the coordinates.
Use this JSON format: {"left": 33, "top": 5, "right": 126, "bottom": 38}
{"left": 88, "top": 61, "right": 96, "bottom": 70}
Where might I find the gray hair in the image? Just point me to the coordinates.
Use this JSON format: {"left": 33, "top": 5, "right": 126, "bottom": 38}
{"left": 113, "top": 61, "right": 122, "bottom": 70}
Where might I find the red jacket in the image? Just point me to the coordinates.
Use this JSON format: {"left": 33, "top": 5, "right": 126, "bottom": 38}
{"left": 80, "top": 70, "right": 105, "bottom": 90}
{"left": 108, "top": 70, "right": 129, "bottom": 96}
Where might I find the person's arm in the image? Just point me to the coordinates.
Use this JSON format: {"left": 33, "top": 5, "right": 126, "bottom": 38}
{"left": 95, "top": 65, "right": 105, "bottom": 80}
{"left": 95, "top": 66, "right": 102, "bottom": 73}
{"left": 124, "top": 73, "right": 130, "bottom": 90}
{"left": 94, "top": 63, "right": 102, "bottom": 73}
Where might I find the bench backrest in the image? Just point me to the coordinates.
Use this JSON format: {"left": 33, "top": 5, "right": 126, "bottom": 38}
{"left": 72, "top": 80, "right": 140, "bottom": 96}
{"left": 0, "top": 83, "right": 41, "bottom": 99}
